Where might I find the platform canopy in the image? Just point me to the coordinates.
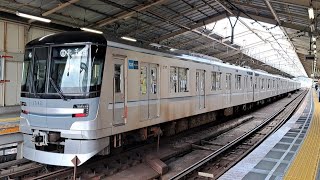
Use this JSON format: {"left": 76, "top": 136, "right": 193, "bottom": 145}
{"left": 0, "top": 0, "right": 317, "bottom": 78}
{"left": 207, "top": 17, "right": 307, "bottom": 77}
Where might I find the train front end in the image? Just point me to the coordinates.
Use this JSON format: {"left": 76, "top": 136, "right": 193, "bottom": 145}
{"left": 20, "top": 32, "right": 108, "bottom": 166}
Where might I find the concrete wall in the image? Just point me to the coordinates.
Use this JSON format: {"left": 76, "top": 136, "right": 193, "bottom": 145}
{"left": 0, "top": 20, "right": 58, "bottom": 107}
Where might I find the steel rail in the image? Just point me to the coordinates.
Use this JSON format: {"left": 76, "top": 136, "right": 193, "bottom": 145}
{"left": 169, "top": 90, "right": 307, "bottom": 180}
{"left": 210, "top": 90, "right": 308, "bottom": 179}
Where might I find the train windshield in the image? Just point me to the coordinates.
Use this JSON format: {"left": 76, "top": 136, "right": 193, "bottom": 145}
{"left": 21, "top": 49, "right": 33, "bottom": 92}
{"left": 21, "top": 44, "right": 106, "bottom": 98}
{"left": 49, "top": 45, "right": 90, "bottom": 94}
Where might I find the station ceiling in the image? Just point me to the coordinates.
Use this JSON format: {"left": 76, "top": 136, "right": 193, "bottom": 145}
{"left": 0, "top": 0, "right": 317, "bottom": 78}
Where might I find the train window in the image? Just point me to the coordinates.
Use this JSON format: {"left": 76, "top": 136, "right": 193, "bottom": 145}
{"left": 273, "top": 80, "right": 275, "bottom": 88}
{"left": 216, "top": 72, "right": 221, "bottom": 90}
{"left": 267, "top": 79, "right": 270, "bottom": 89}
{"left": 211, "top": 72, "right": 216, "bottom": 91}
{"left": 178, "top": 67, "right": 188, "bottom": 92}
{"left": 140, "top": 66, "right": 147, "bottom": 95}
{"left": 211, "top": 72, "right": 221, "bottom": 91}
{"left": 255, "top": 77, "right": 258, "bottom": 89}
{"left": 170, "top": 66, "right": 188, "bottom": 93}
{"left": 235, "top": 75, "right": 241, "bottom": 90}
{"left": 261, "top": 78, "right": 264, "bottom": 89}
{"left": 196, "top": 70, "right": 205, "bottom": 92}
{"left": 244, "top": 76, "right": 248, "bottom": 89}
{"left": 114, "top": 64, "right": 123, "bottom": 93}
{"left": 170, "top": 67, "right": 178, "bottom": 93}
{"left": 150, "top": 67, "right": 157, "bottom": 94}
{"left": 90, "top": 45, "right": 106, "bottom": 91}
{"left": 250, "top": 77, "right": 253, "bottom": 88}
{"left": 226, "top": 73, "right": 231, "bottom": 90}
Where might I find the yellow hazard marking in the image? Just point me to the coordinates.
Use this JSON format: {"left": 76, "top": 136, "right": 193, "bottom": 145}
{"left": 284, "top": 91, "right": 320, "bottom": 180}
{"left": 0, "top": 125, "right": 19, "bottom": 135}
{"left": 0, "top": 117, "right": 20, "bottom": 123}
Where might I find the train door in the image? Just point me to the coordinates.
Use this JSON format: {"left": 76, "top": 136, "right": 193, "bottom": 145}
{"left": 196, "top": 70, "right": 205, "bottom": 109}
{"left": 0, "top": 57, "right": 4, "bottom": 106}
{"left": 244, "top": 75, "right": 248, "bottom": 101}
{"left": 251, "top": 76, "right": 254, "bottom": 102}
{"left": 112, "top": 55, "right": 127, "bottom": 125}
{"left": 140, "top": 63, "right": 159, "bottom": 120}
{"left": 276, "top": 79, "right": 279, "bottom": 95}
{"left": 255, "top": 77, "right": 259, "bottom": 100}
{"left": 226, "top": 73, "right": 231, "bottom": 105}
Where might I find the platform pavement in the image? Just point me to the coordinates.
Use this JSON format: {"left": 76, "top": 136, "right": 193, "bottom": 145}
{"left": 0, "top": 113, "right": 20, "bottom": 123}
{"left": 219, "top": 90, "right": 314, "bottom": 180}
{"left": 283, "top": 90, "right": 320, "bottom": 180}
{"left": 0, "top": 105, "right": 20, "bottom": 114}
{"left": 0, "top": 107, "right": 22, "bottom": 159}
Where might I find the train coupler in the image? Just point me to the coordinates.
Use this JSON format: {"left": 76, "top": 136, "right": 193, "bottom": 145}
{"left": 31, "top": 130, "right": 48, "bottom": 146}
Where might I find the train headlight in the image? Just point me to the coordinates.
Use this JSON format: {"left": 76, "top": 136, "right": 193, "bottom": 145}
{"left": 72, "top": 104, "right": 89, "bottom": 118}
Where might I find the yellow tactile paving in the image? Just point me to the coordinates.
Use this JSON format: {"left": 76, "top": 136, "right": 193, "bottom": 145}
{"left": 284, "top": 91, "right": 320, "bottom": 180}
{"left": 0, "top": 117, "right": 20, "bottom": 123}
{"left": 0, "top": 125, "right": 19, "bottom": 135}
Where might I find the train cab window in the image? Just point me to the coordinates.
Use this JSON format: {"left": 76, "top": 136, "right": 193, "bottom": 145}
{"left": 21, "top": 49, "right": 32, "bottom": 92}
{"left": 170, "top": 66, "right": 188, "bottom": 93}
{"left": 114, "top": 64, "right": 123, "bottom": 93}
{"left": 34, "top": 47, "right": 48, "bottom": 93}
{"left": 235, "top": 75, "right": 241, "bottom": 90}
{"left": 50, "top": 45, "right": 93, "bottom": 94}
{"left": 140, "top": 66, "right": 147, "bottom": 95}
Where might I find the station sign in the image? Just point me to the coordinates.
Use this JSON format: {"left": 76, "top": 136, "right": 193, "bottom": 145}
{"left": 128, "top": 60, "right": 138, "bottom": 69}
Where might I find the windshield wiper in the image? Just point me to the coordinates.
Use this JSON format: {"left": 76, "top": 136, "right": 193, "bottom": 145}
{"left": 28, "top": 72, "right": 39, "bottom": 98}
{"left": 49, "top": 77, "right": 68, "bottom": 101}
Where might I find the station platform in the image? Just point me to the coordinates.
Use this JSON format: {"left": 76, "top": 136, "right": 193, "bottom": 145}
{"left": 220, "top": 89, "right": 320, "bottom": 180}
{"left": 0, "top": 111, "right": 21, "bottom": 146}
{"left": 0, "top": 111, "right": 22, "bottom": 160}
{"left": 0, "top": 112, "right": 20, "bottom": 135}
{"left": 0, "top": 105, "right": 20, "bottom": 114}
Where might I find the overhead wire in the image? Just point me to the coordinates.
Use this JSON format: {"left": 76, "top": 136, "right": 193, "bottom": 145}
{"left": 224, "top": 0, "right": 305, "bottom": 76}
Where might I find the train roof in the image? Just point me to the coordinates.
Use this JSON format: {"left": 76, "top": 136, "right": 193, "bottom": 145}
{"left": 108, "top": 41, "right": 253, "bottom": 72}
{"left": 26, "top": 31, "right": 107, "bottom": 48}
{"left": 25, "top": 31, "right": 296, "bottom": 82}
{"left": 108, "top": 41, "right": 292, "bottom": 80}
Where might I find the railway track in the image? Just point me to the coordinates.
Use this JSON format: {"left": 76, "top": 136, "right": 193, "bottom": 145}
{"left": 1, "top": 90, "right": 305, "bottom": 180}
{"left": 0, "top": 158, "right": 44, "bottom": 179}
{"left": 168, "top": 90, "right": 307, "bottom": 180}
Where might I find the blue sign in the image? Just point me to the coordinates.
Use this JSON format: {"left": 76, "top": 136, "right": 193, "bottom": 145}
{"left": 128, "top": 60, "right": 138, "bottom": 69}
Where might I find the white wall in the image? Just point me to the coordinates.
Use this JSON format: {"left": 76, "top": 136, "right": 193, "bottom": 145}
{"left": 0, "top": 20, "right": 58, "bottom": 107}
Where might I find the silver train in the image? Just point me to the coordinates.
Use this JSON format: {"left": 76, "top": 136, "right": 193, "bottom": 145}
{"left": 20, "top": 31, "right": 300, "bottom": 166}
